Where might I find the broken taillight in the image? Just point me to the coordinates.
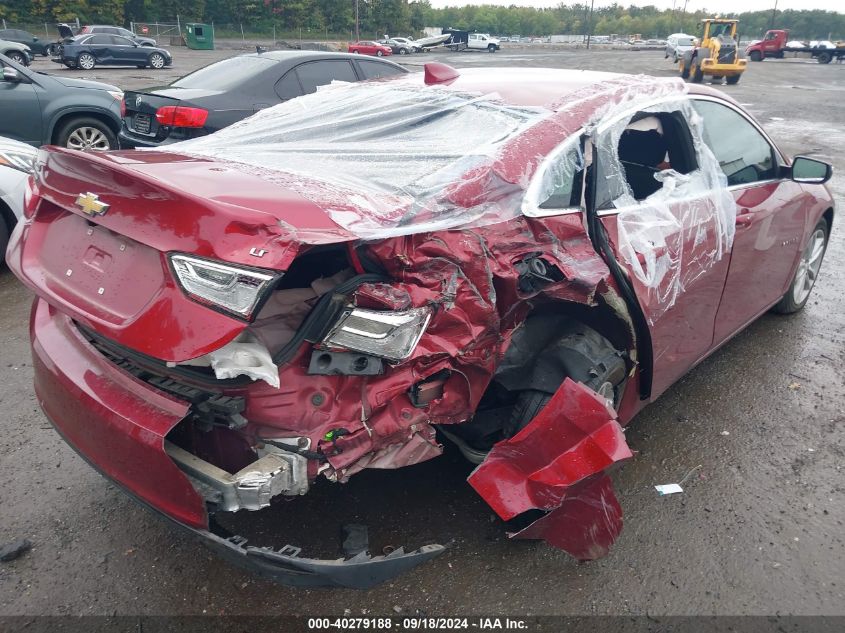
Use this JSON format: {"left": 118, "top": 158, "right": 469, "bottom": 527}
{"left": 120, "top": 97, "right": 126, "bottom": 117}
{"left": 22, "top": 176, "right": 41, "bottom": 219}
{"left": 155, "top": 106, "right": 209, "bottom": 128}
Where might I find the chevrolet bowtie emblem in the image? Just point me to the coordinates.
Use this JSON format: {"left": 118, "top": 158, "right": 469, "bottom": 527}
{"left": 75, "top": 192, "right": 109, "bottom": 217}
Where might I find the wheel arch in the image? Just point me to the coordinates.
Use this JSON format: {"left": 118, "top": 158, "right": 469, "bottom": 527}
{"left": 0, "top": 197, "right": 17, "bottom": 236}
{"left": 822, "top": 206, "right": 834, "bottom": 231}
{"left": 49, "top": 108, "right": 121, "bottom": 145}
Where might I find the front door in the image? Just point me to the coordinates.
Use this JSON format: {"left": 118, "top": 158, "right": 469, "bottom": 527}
{"left": 690, "top": 99, "right": 806, "bottom": 344}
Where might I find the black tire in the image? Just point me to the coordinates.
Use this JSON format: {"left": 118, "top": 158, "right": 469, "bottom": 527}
{"left": 148, "top": 52, "right": 166, "bottom": 69}
{"left": 0, "top": 215, "right": 10, "bottom": 261}
{"left": 506, "top": 326, "right": 626, "bottom": 437}
{"left": 398, "top": 47, "right": 408, "bottom": 55}
{"left": 55, "top": 117, "right": 118, "bottom": 152}
{"left": 6, "top": 51, "right": 26, "bottom": 65}
{"left": 726, "top": 74, "right": 741, "bottom": 85}
{"left": 487, "top": 44, "right": 496, "bottom": 52}
{"left": 750, "top": 50, "right": 762, "bottom": 62}
{"left": 771, "top": 218, "right": 829, "bottom": 314}
{"left": 351, "top": 49, "right": 359, "bottom": 54}
{"left": 680, "top": 59, "right": 690, "bottom": 79}
{"left": 691, "top": 58, "right": 704, "bottom": 83}
{"left": 77, "top": 52, "right": 95, "bottom": 70}
{"left": 817, "top": 51, "right": 832, "bottom": 64}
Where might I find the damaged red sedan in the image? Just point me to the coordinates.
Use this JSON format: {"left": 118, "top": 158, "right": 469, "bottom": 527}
{"left": 6, "top": 64, "right": 834, "bottom": 588}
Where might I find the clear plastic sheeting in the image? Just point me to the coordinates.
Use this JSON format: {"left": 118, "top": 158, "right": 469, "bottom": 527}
{"left": 156, "top": 81, "right": 548, "bottom": 239}
{"left": 594, "top": 99, "right": 736, "bottom": 322}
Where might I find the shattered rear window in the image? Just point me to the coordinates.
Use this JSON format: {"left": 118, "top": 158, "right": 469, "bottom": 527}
{"left": 158, "top": 81, "right": 547, "bottom": 237}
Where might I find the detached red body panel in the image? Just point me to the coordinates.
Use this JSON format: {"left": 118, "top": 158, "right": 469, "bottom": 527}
{"left": 469, "top": 379, "right": 632, "bottom": 560}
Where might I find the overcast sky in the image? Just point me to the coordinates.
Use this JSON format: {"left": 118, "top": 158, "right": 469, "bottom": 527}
{"left": 428, "top": 0, "right": 843, "bottom": 13}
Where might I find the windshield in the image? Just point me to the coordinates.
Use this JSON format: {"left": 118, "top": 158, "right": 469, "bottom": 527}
{"left": 171, "top": 55, "right": 276, "bottom": 90}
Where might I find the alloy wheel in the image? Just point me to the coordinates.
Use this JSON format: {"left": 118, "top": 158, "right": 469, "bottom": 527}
{"left": 66, "top": 126, "right": 111, "bottom": 151}
{"left": 78, "top": 53, "right": 95, "bottom": 69}
{"left": 792, "top": 228, "right": 826, "bottom": 305}
{"left": 150, "top": 53, "right": 165, "bottom": 69}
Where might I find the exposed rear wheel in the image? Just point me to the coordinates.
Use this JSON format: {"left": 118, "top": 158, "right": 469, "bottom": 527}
{"left": 77, "top": 52, "right": 95, "bottom": 70}
{"left": 56, "top": 117, "right": 117, "bottom": 152}
{"left": 750, "top": 50, "right": 762, "bottom": 62}
{"left": 726, "top": 74, "right": 741, "bottom": 85}
{"left": 817, "top": 51, "right": 832, "bottom": 64}
{"left": 772, "top": 218, "right": 829, "bottom": 314}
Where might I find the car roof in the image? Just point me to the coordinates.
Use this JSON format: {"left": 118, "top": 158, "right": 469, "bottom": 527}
{"left": 408, "top": 67, "right": 628, "bottom": 107}
{"left": 241, "top": 50, "right": 401, "bottom": 64}
{"left": 392, "top": 66, "right": 736, "bottom": 111}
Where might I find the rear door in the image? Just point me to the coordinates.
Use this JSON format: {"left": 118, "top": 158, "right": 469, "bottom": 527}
{"left": 692, "top": 98, "right": 806, "bottom": 344}
{"left": 85, "top": 34, "right": 113, "bottom": 64}
{"left": 592, "top": 103, "right": 733, "bottom": 397}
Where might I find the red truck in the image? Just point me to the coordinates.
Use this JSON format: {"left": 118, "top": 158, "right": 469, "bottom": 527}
{"left": 746, "top": 29, "right": 845, "bottom": 64}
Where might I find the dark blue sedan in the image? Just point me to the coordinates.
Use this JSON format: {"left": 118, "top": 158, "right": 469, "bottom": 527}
{"left": 52, "top": 33, "right": 172, "bottom": 70}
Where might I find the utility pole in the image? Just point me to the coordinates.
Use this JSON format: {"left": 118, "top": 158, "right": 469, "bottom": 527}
{"left": 586, "top": 0, "right": 595, "bottom": 50}
{"left": 355, "top": 0, "right": 360, "bottom": 41}
{"left": 770, "top": 0, "right": 778, "bottom": 29}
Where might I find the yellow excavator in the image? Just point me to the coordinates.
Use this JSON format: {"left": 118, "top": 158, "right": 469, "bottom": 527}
{"left": 679, "top": 18, "right": 747, "bottom": 85}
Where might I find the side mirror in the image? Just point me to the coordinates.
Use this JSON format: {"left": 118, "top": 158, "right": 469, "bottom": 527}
{"left": 791, "top": 156, "right": 832, "bottom": 184}
{"left": 2, "top": 67, "right": 20, "bottom": 82}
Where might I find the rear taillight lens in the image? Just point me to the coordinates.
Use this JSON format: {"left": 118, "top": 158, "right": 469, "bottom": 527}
{"left": 119, "top": 98, "right": 126, "bottom": 117}
{"left": 155, "top": 106, "right": 209, "bottom": 128}
{"left": 23, "top": 177, "right": 41, "bottom": 219}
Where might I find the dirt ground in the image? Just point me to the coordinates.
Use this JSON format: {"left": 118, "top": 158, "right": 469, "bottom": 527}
{"left": 0, "top": 46, "right": 843, "bottom": 619}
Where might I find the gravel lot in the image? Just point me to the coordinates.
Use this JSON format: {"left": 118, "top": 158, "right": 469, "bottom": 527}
{"left": 1, "top": 45, "right": 843, "bottom": 620}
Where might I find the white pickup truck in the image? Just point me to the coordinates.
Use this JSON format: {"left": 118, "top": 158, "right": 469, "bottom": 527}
{"left": 467, "top": 33, "right": 500, "bottom": 52}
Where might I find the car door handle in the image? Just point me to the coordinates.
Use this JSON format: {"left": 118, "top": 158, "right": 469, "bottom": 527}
{"left": 736, "top": 209, "right": 754, "bottom": 227}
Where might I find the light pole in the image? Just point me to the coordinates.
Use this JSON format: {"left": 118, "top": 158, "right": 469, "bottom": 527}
{"left": 586, "top": 0, "right": 595, "bottom": 50}
{"left": 770, "top": 0, "right": 778, "bottom": 29}
{"left": 355, "top": 0, "right": 360, "bottom": 41}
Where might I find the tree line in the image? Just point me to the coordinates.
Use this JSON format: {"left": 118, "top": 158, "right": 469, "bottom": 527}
{"left": 2, "top": 1, "right": 843, "bottom": 40}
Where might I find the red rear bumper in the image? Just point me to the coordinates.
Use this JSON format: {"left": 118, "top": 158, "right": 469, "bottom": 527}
{"left": 30, "top": 297, "right": 208, "bottom": 529}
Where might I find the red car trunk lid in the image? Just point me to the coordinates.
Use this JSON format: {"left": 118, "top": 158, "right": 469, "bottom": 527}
{"left": 11, "top": 147, "right": 354, "bottom": 361}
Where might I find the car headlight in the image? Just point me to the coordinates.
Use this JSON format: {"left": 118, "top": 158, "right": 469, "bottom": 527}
{"left": 322, "top": 307, "right": 431, "bottom": 362}
{"left": 0, "top": 144, "right": 37, "bottom": 173}
{"left": 169, "top": 254, "right": 278, "bottom": 320}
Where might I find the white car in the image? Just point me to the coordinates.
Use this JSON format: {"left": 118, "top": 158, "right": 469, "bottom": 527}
{"left": 467, "top": 33, "right": 500, "bottom": 52}
{"left": 0, "top": 136, "right": 36, "bottom": 255}
{"left": 666, "top": 33, "right": 697, "bottom": 62}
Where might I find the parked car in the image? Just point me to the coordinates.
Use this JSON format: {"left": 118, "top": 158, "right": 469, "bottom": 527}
{"left": 390, "top": 36, "right": 419, "bottom": 52}
{"left": 377, "top": 38, "right": 412, "bottom": 55}
{"left": 0, "top": 39, "right": 32, "bottom": 66}
{"left": 347, "top": 40, "right": 392, "bottom": 56}
{"left": 666, "top": 33, "right": 696, "bottom": 62}
{"left": 0, "top": 29, "right": 50, "bottom": 56}
{"left": 52, "top": 33, "right": 172, "bottom": 70}
{"left": 0, "top": 136, "right": 35, "bottom": 255}
{"left": 78, "top": 24, "right": 157, "bottom": 47}
{"left": 119, "top": 51, "right": 406, "bottom": 148}
{"left": 6, "top": 66, "right": 833, "bottom": 589}
{"left": 0, "top": 53, "right": 122, "bottom": 150}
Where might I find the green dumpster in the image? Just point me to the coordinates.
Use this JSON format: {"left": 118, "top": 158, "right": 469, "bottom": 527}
{"left": 184, "top": 23, "right": 214, "bottom": 50}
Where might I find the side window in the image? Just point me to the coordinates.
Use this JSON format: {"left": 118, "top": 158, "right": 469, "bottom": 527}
{"left": 275, "top": 71, "right": 303, "bottom": 100}
{"left": 295, "top": 60, "right": 357, "bottom": 95}
{"left": 692, "top": 100, "right": 777, "bottom": 186}
{"left": 111, "top": 36, "right": 133, "bottom": 46}
{"left": 357, "top": 60, "right": 404, "bottom": 80}
{"left": 87, "top": 35, "right": 111, "bottom": 45}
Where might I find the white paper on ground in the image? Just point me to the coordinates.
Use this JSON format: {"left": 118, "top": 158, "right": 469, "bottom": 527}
{"left": 654, "top": 483, "right": 684, "bottom": 495}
